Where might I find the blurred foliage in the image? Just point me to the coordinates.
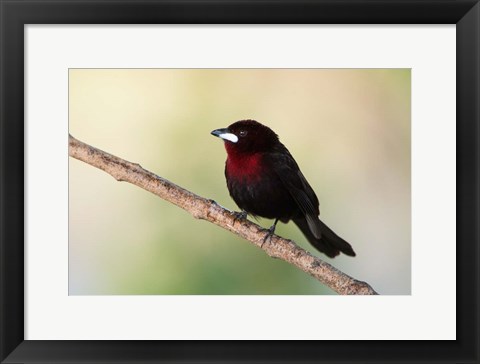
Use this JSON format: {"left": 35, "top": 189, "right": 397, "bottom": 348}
{"left": 69, "top": 69, "right": 410, "bottom": 295}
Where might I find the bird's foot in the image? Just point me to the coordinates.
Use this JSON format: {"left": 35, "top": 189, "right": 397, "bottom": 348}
{"left": 261, "top": 219, "right": 278, "bottom": 248}
{"left": 232, "top": 210, "right": 248, "bottom": 226}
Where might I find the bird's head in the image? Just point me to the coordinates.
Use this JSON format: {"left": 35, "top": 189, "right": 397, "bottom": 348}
{"left": 211, "top": 119, "right": 279, "bottom": 155}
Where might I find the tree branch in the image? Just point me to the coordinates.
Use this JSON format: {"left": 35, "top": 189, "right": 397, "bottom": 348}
{"left": 69, "top": 134, "right": 378, "bottom": 295}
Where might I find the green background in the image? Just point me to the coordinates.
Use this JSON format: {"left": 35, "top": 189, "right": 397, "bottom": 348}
{"left": 69, "top": 69, "right": 411, "bottom": 295}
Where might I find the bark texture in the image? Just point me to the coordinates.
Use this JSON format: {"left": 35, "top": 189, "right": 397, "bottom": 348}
{"left": 69, "top": 134, "right": 378, "bottom": 295}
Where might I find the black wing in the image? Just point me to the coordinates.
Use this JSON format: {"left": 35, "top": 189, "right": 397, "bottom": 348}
{"left": 266, "top": 144, "right": 323, "bottom": 239}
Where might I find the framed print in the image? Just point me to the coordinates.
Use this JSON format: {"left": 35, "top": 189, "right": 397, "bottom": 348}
{"left": 1, "top": 1, "right": 479, "bottom": 363}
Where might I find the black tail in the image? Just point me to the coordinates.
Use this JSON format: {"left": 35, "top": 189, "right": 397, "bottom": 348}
{"left": 293, "top": 217, "right": 356, "bottom": 258}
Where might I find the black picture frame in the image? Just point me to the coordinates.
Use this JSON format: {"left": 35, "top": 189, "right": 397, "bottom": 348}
{"left": 1, "top": 1, "right": 478, "bottom": 363}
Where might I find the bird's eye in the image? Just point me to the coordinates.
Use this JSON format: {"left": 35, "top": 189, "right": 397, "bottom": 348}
{"left": 239, "top": 130, "right": 248, "bottom": 137}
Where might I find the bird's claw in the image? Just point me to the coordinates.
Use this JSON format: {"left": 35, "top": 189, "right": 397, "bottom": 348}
{"left": 261, "top": 225, "right": 276, "bottom": 248}
{"left": 261, "top": 219, "right": 279, "bottom": 249}
{"left": 232, "top": 210, "right": 248, "bottom": 226}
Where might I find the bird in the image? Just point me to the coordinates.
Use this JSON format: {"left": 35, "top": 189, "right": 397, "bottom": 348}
{"left": 210, "top": 119, "right": 355, "bottom": 258}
